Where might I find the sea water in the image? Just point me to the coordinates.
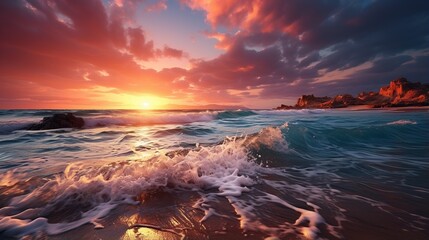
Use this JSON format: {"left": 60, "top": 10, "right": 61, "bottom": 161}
{"left": 0, "top": 109, "right": 428, "bottom": 239}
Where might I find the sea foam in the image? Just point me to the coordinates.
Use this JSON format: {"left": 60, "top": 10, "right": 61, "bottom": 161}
{"left": 0, "top": 126, "right": 328, "bottom": 239}
{"left": 386, "top": 120, "right": 417, "bottom": 125}
{"left": 0, "top": 134, "right": 254, "bottom": 237}
{"left": 84, "top": 111, "right": 218, "bottom": 127}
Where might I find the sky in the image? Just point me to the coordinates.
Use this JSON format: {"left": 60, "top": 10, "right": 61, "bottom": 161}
{"left": 0, "top": 0, "right": 428, "bottom": 109}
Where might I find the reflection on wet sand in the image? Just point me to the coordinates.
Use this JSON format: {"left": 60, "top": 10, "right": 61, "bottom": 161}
{"left": 123, "top": 225, "right": 178, "bottom": 240}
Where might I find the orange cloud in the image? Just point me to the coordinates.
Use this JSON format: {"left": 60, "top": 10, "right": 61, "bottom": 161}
{"left": 234, "top": 65, "right": 255, "bottom": 72}
{"left": 0, "top": 0, "right": 193, "bottom": 109}
{"left": 159, "top": 46, "right": 187, "bottom": 58}
{"left": 183, "top": 0, "right": 337, "bottom": 36}
{"left": 146, "top": 0, "right": 168, "bottom": 12}
{"left": 2, "top": 0, "right": 428, "bottom": 109}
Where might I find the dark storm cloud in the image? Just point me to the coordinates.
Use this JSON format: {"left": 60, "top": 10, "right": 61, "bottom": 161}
{"left": 186, "top": 0, "right": 429, "bottom": 99}
{"left": 365, "top": 55, "right": 413, "bottom": 74}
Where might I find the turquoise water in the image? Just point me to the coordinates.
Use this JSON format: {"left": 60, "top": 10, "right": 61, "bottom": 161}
{"left": 0, "top": 109, "right": 428, "bottom": 239}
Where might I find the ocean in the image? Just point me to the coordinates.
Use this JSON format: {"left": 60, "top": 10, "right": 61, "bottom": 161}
{"left": 0, "top": 109, "right": 428, "bottom": 239}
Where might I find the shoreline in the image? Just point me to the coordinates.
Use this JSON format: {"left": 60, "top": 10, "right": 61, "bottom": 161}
{"left": 274, "top": 105, "right": 429, "bottom": 112}
{"left": 335, "top": 105, "right": 429, "bottom": 111}
{"left": 275, "top": 78, "right": 429, "bottom": 111}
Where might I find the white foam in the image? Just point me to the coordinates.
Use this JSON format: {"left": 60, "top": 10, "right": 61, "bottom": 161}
{"left": 386, "top": 120, "right": 417, "bottom": 125}
{"left": 0, "top": 126, "right": 331, "bottom": 239}
{"left": 248, "top": 126, "right": 288, "bottom": 152}
{"left": 0, "top": 136, "right": 257, "bottom": 237}
{"left": 259, "top": 193, "right": 325, "bottom": 240}
{"left": 280, "top": 122, "right": 289, "bottom": 129}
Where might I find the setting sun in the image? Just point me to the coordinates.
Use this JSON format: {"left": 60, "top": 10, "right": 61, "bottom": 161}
{"left": 105, "top": 93, "right": 168, "bottom": 109}
{"left": 141, "top": 101, "right": 150, "bottom": 109}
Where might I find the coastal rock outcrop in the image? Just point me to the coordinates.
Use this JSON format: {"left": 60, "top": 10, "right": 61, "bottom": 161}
{"left": 26, "top": 113, "right": 85, "bottom": 130}
{"left": 378, "top": 77, "right": 429, "bottom": 107}
{"left": 296, "top": 95, "right": 331, "bottom": 108}
{"left": 322, "top": 94, "right": 359, "bottom": 108}
{"left": 275, "top": 77, "right": 429, "bottom": 109}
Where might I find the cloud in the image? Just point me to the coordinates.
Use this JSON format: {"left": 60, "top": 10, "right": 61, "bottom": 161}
{"left": 184, "top": 0, "right": 339, "bottom": 34}
{"left": 183, "top": 0, "right": 429, "bottom": 100}
{"left": 0, "top": 0, "right": 192, "bottom": 108}
{"left": 159, "top": 45, "right": 187, "bottom": 58}
{"left": 1, "top": 0, "right": 429, "bottom": 109}
{"left": 146, "top": 0, "right": 167, "bottom": 12}
{"left": 128, "top": 27, "right": 155, "bottom": 59}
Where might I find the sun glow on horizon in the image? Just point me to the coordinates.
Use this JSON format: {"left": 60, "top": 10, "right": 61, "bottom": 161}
{"left": 141, "top": 101, "right": 151, "bottom": 110}
{"left": 103, "top": 92, "right": 169, "bottom": 110}
{"left": 134, "top": 95, "right": 168, "bottom": 110}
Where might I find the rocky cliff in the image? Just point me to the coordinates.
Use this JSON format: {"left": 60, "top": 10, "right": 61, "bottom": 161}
{"left": 296, "top": 95, "right": 331, "bottom": 108}
{"left": 275, "top": 77, "right": 429, "bottom": 109}
{"left": 378, "top": 77, "right": 429, "bottom": 107}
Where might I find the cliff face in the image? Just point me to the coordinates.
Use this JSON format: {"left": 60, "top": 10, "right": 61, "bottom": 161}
{"left": 379, "top": 77, "right": 409, "bottom": 97}
{"left": 322, "top": 94, "right": 359, "bottom": 108}
{"left": 378, "top": 77, "right": 429, "bottom": 106}
{"left": 296, "top": 95, "right": 331, "bottom": 108}
{"left": 275, "top": 77, "right": 429, "bottom": 109}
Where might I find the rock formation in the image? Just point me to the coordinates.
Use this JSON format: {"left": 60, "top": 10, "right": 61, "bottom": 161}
{"left": 296, "top": 95, "right": 331, "bottom": 108}
{"left": 275, "top": 77, "right": 429, "bottom": 109}
{"left": 378, "top": 77, "right": 429, "bottom": 107}
{"left": 322, "top": 94, "right": 359, "bottom": 108}
{"left": 26, "top": 113, "right": 85, "bottom": 130}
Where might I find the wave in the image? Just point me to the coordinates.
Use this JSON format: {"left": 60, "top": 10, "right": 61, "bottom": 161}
{"left": 0, "top": 125, "right": 333, "bottom": 239}
{"left": 256, "top": 109, "right": 327, "bottom": 115}
{"left": 83, "top": 112, "right": 216, "bottom": 127}
{"left": 0, "top": 110, "right": 259, "bottom": 134}
{"left": 153, "top": 126, "right": 214, "bottom": 137}
{"left": 81, "top": 110, "right": 257, "bottom": 128}
{"left": 386, "top": 120, "right": 417, "bottom": 125}
{"left": 0, "top": 121, "right": 33, "bottom": 134}
{"left": 215, "top": 110, "right": 257, "bottom": 119}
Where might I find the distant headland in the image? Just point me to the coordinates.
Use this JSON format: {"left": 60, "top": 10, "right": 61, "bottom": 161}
{"left": 275, "top": 77, "right": 429, "bottom": 109}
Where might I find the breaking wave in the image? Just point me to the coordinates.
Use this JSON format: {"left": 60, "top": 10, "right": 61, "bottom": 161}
{"left": 0, "top": 110, "right": 260, "bottom": 134}
{"left": 0, "top": 125, "right": 335, "bottom": 239}
{"left": 0, "top": 121, "right": 34, "bottom": 134}
{"left": 386, "top": 120, "right": 417, "bottom": 125}
{"left": 83, "top": 112, "right": 217, "bottom": 127}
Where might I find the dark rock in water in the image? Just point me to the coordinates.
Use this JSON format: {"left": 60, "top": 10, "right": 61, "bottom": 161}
{"left": 27, "top": 113, "right": 84, "bottom": 130}
{"left": 274, "top": 104, "right": 295, "bottom": 110}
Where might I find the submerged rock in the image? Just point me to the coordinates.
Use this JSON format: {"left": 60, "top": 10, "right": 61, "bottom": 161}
{"left": 27, "top": 113, "right": 84, "bottom": 130}
{"left": 274, "top": 104, "right": 295, "bottom": 110}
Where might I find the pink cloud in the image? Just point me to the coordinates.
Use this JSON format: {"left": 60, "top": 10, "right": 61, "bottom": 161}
{"left": 160, "top": 45, "right": 187, "bottom": 58}
{"left": 183, "top": 0, "right": 337, "bottom": 36}
{"left": 128, "top": 27, "right": 155, "bottom": 60}
{"left": 0, "top": 0, "right": 194, "bottom": 108}
{"left": 1, "top": 0, "right": 428, "bottom": 109}
{"left": 146, "top": 0, "right": 168, "bottom": 12}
